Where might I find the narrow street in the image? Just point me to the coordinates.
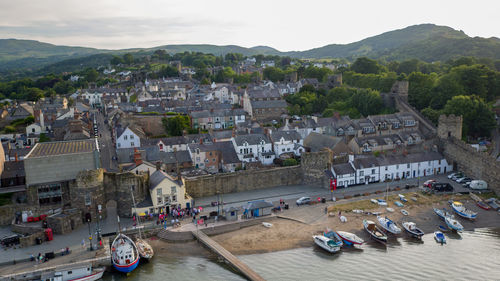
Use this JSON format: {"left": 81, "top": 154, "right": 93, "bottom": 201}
{"left": 93, "top": 109, "right": 118, "bottom": 172}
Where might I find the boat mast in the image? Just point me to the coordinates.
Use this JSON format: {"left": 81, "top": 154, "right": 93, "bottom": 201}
{"left": 130, "top": 186, "right": 142, "bottom": 239}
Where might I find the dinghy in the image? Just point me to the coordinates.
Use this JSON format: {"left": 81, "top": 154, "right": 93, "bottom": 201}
{"left": 398, "top": 194, "right": 408, "bottom": 203}
{"left": 336, "top": 231, "right": 364, "bottom": 246}
{"left": 451, "top": 201, "right": 477, "bottom": 220}
{"left": 377, "top": 216, "right": 402, "bottom": 235}
{"left": 262, "top": 222, "right": 273, "bottom": 228}
{"left": 485, "top": 198, "right": 500, "bottom": 210}
{"left": 438, "top": 225, "right": 449, "bottom": 232}
{"left": 135, "top": 238, "right": 154, "bottom": 260}
{"left": 339, "top": 215, "right": 347, "bottom": 223}
{"left": 386, "top": 207, "right": 394, "bottom": 213}
{"left": 434, "top": 231, "right": 446, "bottom": 244}
{"left": 401, "top": 209, "right": 409, "bottom": 216}
{"left": 111, "top": 233, "right": 140, "bottom": 273}
{"left": 371, "top": 211, "right": 382, "bottom": 216}
{"left": 313, "top": 235, "right": 341, "bottom": 253}
{"left": 352, "top": 209, "right": 364, "bottom": 214}
{"left": 410, "top": 197, "right": 417, "bottom": 202}
{"left": 394, "top": 201, "right": 404, "bottom": 207}
{"left": 433, "top": 208, "right": 451, "bottom": 220}
{"left": 402, "top": 222, "right": 424, "bottom": 239}
{"left": 363, "top": 220, "right": 387, "bottom": 244}
{"left": 469, "top": 193, "right": 481, "bottom": 202}
{"left": 377, "top": 199, "right": 387, "bottom": 206}
{"left": 477, "top": 200, "right": 491, "bottom": 210}
{"left": 371, "top": 199, "right": 378, "bottom": 204}
{"left": 323, "top": 229, "right": 343, "bottom": 247}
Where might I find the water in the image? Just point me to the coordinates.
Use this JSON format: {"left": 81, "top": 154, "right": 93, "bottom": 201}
{"left": 103, "top": 228, "right": 500, "bottom": 281}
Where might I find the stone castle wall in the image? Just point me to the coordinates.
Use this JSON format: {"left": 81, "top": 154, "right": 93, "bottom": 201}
{"left": 440, "top": 137, "right": 500, "bottom": 194}
{"left": 301, "top": 150, "right": 332, "bottom": 188}
{"left": 184, "top": 166, "right": 302, "bottom": 198}
{"left": 102, "top": 171, "right": 149, "bottom": 217}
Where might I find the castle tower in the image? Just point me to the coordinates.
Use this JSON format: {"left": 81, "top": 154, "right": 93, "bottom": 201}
{"left": 437, "top": 114, "right": 463, "bottom": 139}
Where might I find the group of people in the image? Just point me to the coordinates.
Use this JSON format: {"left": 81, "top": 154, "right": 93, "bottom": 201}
{"left": 30, "top": 246, "right": 70, "bottom": 264}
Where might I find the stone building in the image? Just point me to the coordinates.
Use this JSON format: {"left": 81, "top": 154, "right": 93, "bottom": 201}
{"left": 437, "top": 114, "right": 463, "bottom": 139}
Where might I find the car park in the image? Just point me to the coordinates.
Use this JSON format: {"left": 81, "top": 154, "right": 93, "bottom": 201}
{"left": 296, "top": 197, "right": 311, "bottom": 205}
{"left": 430, "top": 182, "right": 454, "bottom": 192}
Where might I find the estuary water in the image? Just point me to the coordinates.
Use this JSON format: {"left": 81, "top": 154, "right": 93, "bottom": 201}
{"left": 104, "top": 228, "right": 500, "bottom": 281}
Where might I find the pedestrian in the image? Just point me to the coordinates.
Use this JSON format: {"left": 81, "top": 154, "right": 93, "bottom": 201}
{"left": 338, "top": 210, "right": 341, "bottom": 216}
{"left": 30, "top": 254, "right": 34, "bottom": 262}
{"left": 81, "top": 239, "right": 85, "bottom": 249}
{"left": 61, "top": 248, "right": 65, "bottom": 256}
{"left": 325, "top": 207, "right": 328, "bottom": 214}
{"left": 65, "top": 247, "right": 70, "bottom": 255}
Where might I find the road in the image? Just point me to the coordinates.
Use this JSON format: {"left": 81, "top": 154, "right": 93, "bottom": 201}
{"left": 93, "top": 109, "right": 118, "bottom": 172}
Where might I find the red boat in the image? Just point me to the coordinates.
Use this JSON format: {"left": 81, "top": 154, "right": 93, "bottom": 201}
{"left": 477, "top": 200, "right": 491, "bottom": 210}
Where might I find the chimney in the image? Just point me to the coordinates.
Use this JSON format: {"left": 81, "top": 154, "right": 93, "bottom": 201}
{"left": 133, "top": 148, "right": 142, "bottom": 166}
{"left": 155, "top": 161, "right": 161, "bottom": 171}
{"left": 199, "top": 138, "right": 203, "bottom": 144}
{"left": 15, "top": 153, "right": 18, "bottom": 162}
{"left": 232, "top": 127, "right": 236, "bottom": 138}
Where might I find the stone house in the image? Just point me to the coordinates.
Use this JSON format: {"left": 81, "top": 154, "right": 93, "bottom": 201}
{"left": 191, "top": 108, "right": 246, "bottom": 130}
{"left": 188, "top": 143, "right": 221, "bottom": 173}
{"left": 242, "top": 87, "right": 287, "bottom": 122}
{"left": 156, "top": 136, "right": 189, "bottom": 152}
{"left": 133, "top": 170, "right": 192, "bottom": 215}
{"left": 348, "top": 134, "right": 403, "bottom": 154}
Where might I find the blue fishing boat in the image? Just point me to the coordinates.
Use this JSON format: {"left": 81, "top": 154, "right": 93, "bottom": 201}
{"left": 434, "top": 231, "right": 446, "bottom": 244}
{"left": 323, "top": 229, "right": 343, "bottom": 247}
{"left": 445, "top": 216, "right": 464, "bottom": 232}
{"left": 111, "top": 233, "right": 140, "bottom": 273}
{"left": 394, "top": 201, "right": 404, "bottom": 207}
{"left": 451, "top": 201, "right": 477, "bottom": 220}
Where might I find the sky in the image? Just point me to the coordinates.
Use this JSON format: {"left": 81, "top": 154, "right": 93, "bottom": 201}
{"left": 0, "top": 0, "right": 498, "bottom": 51}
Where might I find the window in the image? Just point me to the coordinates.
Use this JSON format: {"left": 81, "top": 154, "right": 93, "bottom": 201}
{"left": 385, "top": 166, "right": 388, "bottom": 171}
{"left": 117, "top": 143, "right": 121, "bottom": 148}
{"left": 130, "top": 134, "right": 134, "bottom": 139}
{"left": 371, "top": 169, "right": 375, "bottom": 175}
{"left": 172, "top": 195, "right": 177, "bottom": 202}
{"left": 438, "top": 160, "right": 442, "bottom": 165}
{"left": 131, "top": 142, "right": 134, "bottom": 146}
{"left": 157, "top": 197, "right": 162, "bottom": 204}
{"left": 212, "top": 158, "right": 216, "bottom": 162}
{"left": 282, "top": 148, "right": 285, "bottom": 152}
{"left": 157, "top": 188, "right": 162, "bottom": 196}
{"left": 240, "top": 149, "right": 242, "bottom": 154}
{"left": 428, "top": 161, "right": 431, "bottom": 165}
{"left": 32, "top": 128, "right": 35, "bottom": 133}
{"left": 262, "top": 147, "right": 264, "bottom": 152}
{"left": 350, "top": 180, "right": 354, "bottom": 185}
{"left": 407, "top": 164, "right": 410, "bottom": 168}
{"left": 360, "top": 171, "right": 364, "bottom": 176}
{"left": 124, "top": 135, "right": 128, "bottom": 140}
{"left": 396, "top": 165, "right": 399, "bottom": 169}
{"left": 171, "top": 186, "right": 176, "bottom": 194}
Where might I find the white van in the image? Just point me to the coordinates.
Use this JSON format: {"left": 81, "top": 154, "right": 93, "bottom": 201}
{"left": 469, "top": 180, "right": 488, "bottom": 190}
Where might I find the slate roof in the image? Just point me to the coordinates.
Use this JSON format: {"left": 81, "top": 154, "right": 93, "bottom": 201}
{"left": 136, "top": 193, "right": 153, "bottom": 208}
{"left": 233, "top": 134, "right": 270, "bottom": 146}
{"left": 246, "top": 88, "right": 281, "bottom": 99}
{"left": 26, "top": 139, "right": 97, "bottom": 158}
{"left": 303, "top": 132, "right": 342, "bottom": 152}
{"left": 149, "top": 170, "right": 182, "bottom": 190}
{"left": 158, "top": 150, "right": 192, "bottom": 164}
{"left": 215, "top": 141, "right": 240, "bottom": 164}
{"left": 245, "top": 200, "right": 273, "bottom": 210}
{"left": 271, "top": 130, "right": 301, "bottom": 142}
{"left": 1, "top": 161, "right": 25, "bottom": 178}
{"left": 352, "top": 156, "right": 379, "bottom": 169}
{"left": 332, "top": 163, "right": 355, "bottom": 176}
{"left": 250, "top": 100, "right": 287, "bottom": 109}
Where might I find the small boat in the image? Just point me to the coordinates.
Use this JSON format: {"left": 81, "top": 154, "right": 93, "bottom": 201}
{"left": 445, "top": 216, "right": 464, "bottom": 232}
{"left": 339, "top": 215, "right": 347, "bottom": 222}
{"left": 394, "top": 201, "right": 404, "bottom": 207}
{"left": 11, "top": 265, "right": 105, "bottom": 281}
{"left": 469, "top": 193, "right": 481, "bottom": 202}
{"left": 371, "top": 211, "right": 382, "bottom": 216}
{"left": 262, "top": 222, "right": 273, "bottom": 228}
{"left": 386, "top": 207, "right": 394, "bottom": 212}
{"left": 313, "top": 235, "right": 341, "bottom": 253}
{"left": 371, "top": 199, "right": 378, "bottom": 204}
{"left": 477, "top": 200, "right": 491, "bottom": 210}
{"left": 438, "top": 225, "right": 449, "bottom": 232}
{"left": 111, "top": 233, "right": 140, "bottom": 273}
{"left": 323, "top": 229, "right": 344, "bottom": 247}
{"left": 136, "top": 238, "right": 154, "bottom": 260}
{"left": 485, "top": 198, "right": 500, "bottom": 210}
{"left": 434, "top": 231, "right": 446, "bottom": 244}
{"left": 352, "top": 209, "right": 364, "bottom": 214}
{"left": 402, "top": 222, "right": 424, "bottom": 239}
{"left": 377, "top": 199, "right": 387, "bottom": 206}
{"left": 433, "top": 208, "right": 451, "bottom": 220}
{"left": 410, "top": 197, "right": 418, "bottom": 202}
{"left": 336, "top": 231, "right": 364, "bottom": 246}
{"left": 377, "top": 216, "right": 402, "bottom": 235}
{"left": 401, "top": 209, "right": 409, "bottom": 216}
{"left": 451, "top": 201, "right": 477, "bottom": 220}
{"left": 364, "top": 220, "right": 387, "bottom": 244}
{"left": 398, "top": 194, "right": 408, "bottom": 203}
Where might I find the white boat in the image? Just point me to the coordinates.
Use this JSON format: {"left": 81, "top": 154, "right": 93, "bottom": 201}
{"left": 363, "top": 220, "right": 388, "bottom": 244}
{"left": 11, "top": 265, "right": 105, "bottom": 281}
{"left": 352, "top": 209, "right": 364, "bottom": 214}
{"left": 111, "top": 233, "right": 140, "bottom": 273}
{"left": 262, "top": 222, "right": 273, "bottom": 228}
{"left": 401, "top": 209, "right": 409, "bottom": 216}
{"left": 402, "top": 222, "right": 424, "bottom": 239}
{"left": 451, "top": 201, "right": 477, "bottom": 220}
{"left": 394, "top": 201, "right": 404, "bottom": 207}
{"left": 377, "top": 216, "right": 402, "bottom": 235}
{"left": 377, "top": 199, "right": 387, "bottom": 206}
{"left": 386, "top": 207, "right": 394, "bottom": 212}
{"left": 434, "top": 231, "right": 446, "bottom": 244}
{"left": 371, "top": 199, "right": 378, "bottom": 204}
{"left": 445, "top": 216, "right": 464, "bottom": 232}
{"left": 312, "top": 235, "right": 341, "bottom": 253}
{"left": 410, "top": 197, "right": 418, "bottom": 202}
{"left": 336, "top": 231, "right": 364, "bottom": 245}
{"left": 339, "top": 215, "right": 347, "bottom": 222}
{"left": 398, "top": 194, "right": 408, "bottom": 203}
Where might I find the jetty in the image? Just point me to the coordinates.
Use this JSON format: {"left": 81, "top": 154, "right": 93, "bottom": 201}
{"left": 191, "top": 230, "right": 265, "bottom": 281}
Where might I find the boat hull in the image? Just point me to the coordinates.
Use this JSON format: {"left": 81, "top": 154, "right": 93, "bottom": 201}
{"left": 68, "top": 269, "right": 105, "bottom": 281}
{"left": 452, "top": 206, "right": 477, "bottom": 220}
{"left": 313, "top": 236, "right": 340, "bottom": 253}
{"left": 336, "top": 231, "right": 364, "bottom": 245}
{"left": 363, "top": 220, "right": 387, "bottom": 244}
{"left": 476, "top": 201, "right": 491, "bottom": 210}
{"left": 445, "top": 217, "right": 463, "bottom": 232}
{"left": 112, "top": 234, "right": 140, "bottom": 273}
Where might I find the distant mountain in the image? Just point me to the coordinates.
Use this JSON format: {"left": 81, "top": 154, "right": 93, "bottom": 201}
{"left": 1, "top": 24, "right": 500, "bottom": 75}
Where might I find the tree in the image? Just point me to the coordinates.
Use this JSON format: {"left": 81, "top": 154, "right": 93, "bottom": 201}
{"left": 407, "top": 72, "right": 437, "bottom": 110}
{"left": 110, "top": 55, "right": 124, "bottom": 65}
{"left": 84, "top": 68, "right": 99, "bottom": 82}
{"left": 443, "top": 95, "right": 496, "bottom": 138}
{"left": 123, "top": 53, "right": 134, "bottom": 65}
{"left": 263, "top": 67, "right": 285, "bottom": 82}
{"left": 421, "top": 107, "right": 441, "bottom": 125}
{"left": 350, "top": 89, "right": 384, "bottom": 116}
{"left": 350, "top": 57, "right": 382, "bottom": 74}
{"left": 162, "top": 115, "right": 191, "bottom": 136}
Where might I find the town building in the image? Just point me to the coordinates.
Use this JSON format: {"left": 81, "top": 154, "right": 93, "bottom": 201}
{"left": 232, "top": 134, "right": 275, "bottom": 165}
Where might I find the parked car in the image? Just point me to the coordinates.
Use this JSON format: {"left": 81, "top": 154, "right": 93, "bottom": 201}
{"left": 452, "top": 173, "right": 465, "bottom": 181}
{"left": 469, "top": 180, "right": 488, "bottom": 190}
{"left": 456, "top": 177, "right": 472, "bottom": 183}
{"left": 431, "top": 182, "right": 454, "bottom": 192}
{"left": 296, "top": 197, "right": 311, "bottom": 205}
{"left": 448, "top": 172, "right": 460, "bottom": 179}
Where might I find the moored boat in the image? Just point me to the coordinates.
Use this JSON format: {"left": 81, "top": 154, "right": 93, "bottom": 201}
{"left": 6, "top": 265, "right": 105, "bottom": 281}
{"left": 336, "top": 231, "right": 364, "bottom": 246}
{"left": 485, "top": 198, "right": 500, "bottom": 210}
{"left": 323, "top": 229, "right": 343, "bottom": 247}
{"left": 377, "top": 199, "right": 387, "bottom": 206}
{"left": 401, "top": 209, "right": 409, "bottom": 216}
{"left": 135, "top": 238, "right": 154, "bottom": 260}
{"left": 451, "top": 201, "right": 477, "bottom": 220}
{"left": 386, "top": 207, "right": 394, "bottom": 212}
{"left": 370, "top": 199, "right": 378, "bottom": 204}
{"left": 111, "top": 233, "right": 140, "bottom": 273}
{"left": 433, "top": 208, "right": 451, "bottom": 220}
{"left": 312, "top": 235, "right": 341, "bottom": 253}
{"left": 363, "top": 219, "right": 388, "bottom": 244}
{"left": 434, "top": 231, "right": 446, "bottom": 244}
{"left": 402, "top": 222, "right": 424, "bottom": 239}
{"left": 394, "top": 201, "right": 404, "bottom": 207}
{"left": 377, "top": 216, "right": 402, "bottom": 235}
{"left": 398, "top": 194, "right": 408, "bottom": 203}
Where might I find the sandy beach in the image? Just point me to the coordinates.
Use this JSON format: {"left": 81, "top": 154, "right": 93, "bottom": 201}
{"left": 208, "top": 192, "right": 500, "bottom": 255}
